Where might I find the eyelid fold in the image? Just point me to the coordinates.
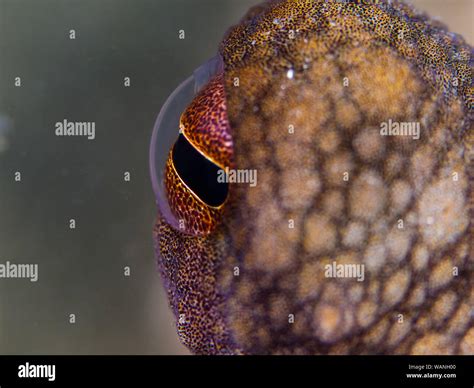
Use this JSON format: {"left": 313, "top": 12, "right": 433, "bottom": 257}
{"left": 149, "top": 54, "right": 226, "bottom": 231}
{"left": 179, "top": 73, "right": 234, "bottom": 170}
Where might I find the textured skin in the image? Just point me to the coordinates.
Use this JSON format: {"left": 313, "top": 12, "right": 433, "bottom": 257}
{"left": 154, "top": 0, "right": 473, "bottom": 355}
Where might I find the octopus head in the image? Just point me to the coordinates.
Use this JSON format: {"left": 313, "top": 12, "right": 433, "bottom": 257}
{"left": 151, "top": 0, "right": 473, "bottom": 355}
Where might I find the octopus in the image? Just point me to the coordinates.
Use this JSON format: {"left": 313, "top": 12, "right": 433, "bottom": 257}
{"left": 151, "top": 0, "right": 473, "bottom": 355}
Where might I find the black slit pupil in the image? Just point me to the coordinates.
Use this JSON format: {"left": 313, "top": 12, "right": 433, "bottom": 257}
{"left": 172, "top": 134, "right": 228, "bottom": 207}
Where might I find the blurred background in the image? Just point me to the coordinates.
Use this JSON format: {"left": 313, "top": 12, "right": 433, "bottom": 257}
{"left": 0, "top": 0, "right": 471, "bottom": 355}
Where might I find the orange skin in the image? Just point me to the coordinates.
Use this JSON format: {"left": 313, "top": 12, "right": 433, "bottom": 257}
{"left": 154, "top": 0, "right": 473, "bottom": 355}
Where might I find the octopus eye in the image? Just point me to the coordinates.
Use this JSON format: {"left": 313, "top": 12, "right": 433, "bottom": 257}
{"left": 171, "top": 134, "right": 229, "bottom": 207}
{"left": 150, "top": 55, "right": 233, "bottom": 236}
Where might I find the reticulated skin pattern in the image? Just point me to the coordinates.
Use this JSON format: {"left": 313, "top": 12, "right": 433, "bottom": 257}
{"left": 154, "top": 0, "right": 473, "bottom": 355}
